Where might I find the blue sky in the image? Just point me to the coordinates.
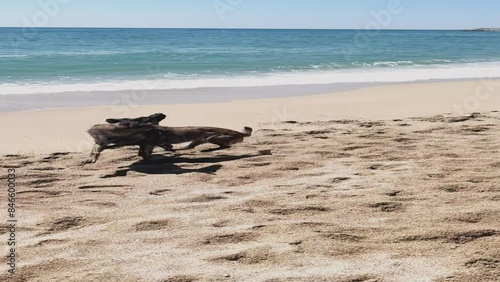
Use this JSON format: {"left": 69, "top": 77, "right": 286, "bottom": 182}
{"left": 1, "top": 0, "right": 499, "bottom": 29}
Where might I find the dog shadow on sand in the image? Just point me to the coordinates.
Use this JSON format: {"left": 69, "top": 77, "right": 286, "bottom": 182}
{"left": 100, "top": 151, "right": 264, "bottom": 178}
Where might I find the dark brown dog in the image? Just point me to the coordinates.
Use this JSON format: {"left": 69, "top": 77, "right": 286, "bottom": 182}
{"left": 86, "top": 124, "right": 252, "bottom": 163}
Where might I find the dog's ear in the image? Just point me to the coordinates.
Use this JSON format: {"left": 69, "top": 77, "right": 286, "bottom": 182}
{"left": 144, "top": 113, "right": 166, "bottom": 124}
{"left": 151, "top": 113, "right": 167, "bottom": 123}
{"left": 106, "top": 118, "right": 123, "bottom": 124}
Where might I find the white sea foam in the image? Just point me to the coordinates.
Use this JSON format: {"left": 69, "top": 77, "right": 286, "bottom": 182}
{"left": 1, "top": 62, "right": 499, "bottom": 95}
{"left": 0, "top": 54, "right": 29, "bottom": 58}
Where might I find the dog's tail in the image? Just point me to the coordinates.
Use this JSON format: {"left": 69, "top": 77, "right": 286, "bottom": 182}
{"left": 243, "top": 127, "right": 253, "bottom": 136}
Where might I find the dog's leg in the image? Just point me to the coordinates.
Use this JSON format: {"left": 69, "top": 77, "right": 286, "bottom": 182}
{"left": 143, "top": 144, "right": 155, "bottom": 160}
{"left": 176, "top": 140, "right": 206, "bottom": 150}
{"left": 138, "top": 144, "right": 155, "bottom": 160}
{"left": 159, "top": 143, "right": 174, "bottom": 152}
{"left": 207, "top": 135, "right": 243, "bottom": 148}
{"left": 84, "top": 144, "right": 105, "bottom": 163}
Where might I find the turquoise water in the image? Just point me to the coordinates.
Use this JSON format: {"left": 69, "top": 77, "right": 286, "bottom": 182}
{"left": 1, "top": 28, "right": 500, "bottom": 94}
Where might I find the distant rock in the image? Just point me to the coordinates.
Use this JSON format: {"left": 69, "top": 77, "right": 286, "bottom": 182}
{"left": 461, "top": 28, "right": 500, "bottom": 32}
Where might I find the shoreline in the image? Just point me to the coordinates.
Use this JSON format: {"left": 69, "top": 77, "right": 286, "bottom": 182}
{"left": 1, "top": 77, "right": 500, "bottom": 113}
{"left": 1, "top": 78, "right": 499, "bottom": 155}
{"left": 0, "top": 82, "right": 374, "bottom": 113}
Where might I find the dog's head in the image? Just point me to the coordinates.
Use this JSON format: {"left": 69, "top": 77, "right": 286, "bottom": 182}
{"left": 147, "top": 113, "right": 167, "bottom": 124}
{"left": 105, "top": 113, "right": 167, "bottom": 126}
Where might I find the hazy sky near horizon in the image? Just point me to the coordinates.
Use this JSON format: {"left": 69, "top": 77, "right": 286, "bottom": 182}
{"left": 1, "top": 0, "right": 499, "bottom": 29}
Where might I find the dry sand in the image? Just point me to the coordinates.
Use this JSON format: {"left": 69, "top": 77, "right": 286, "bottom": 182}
{"left": 1, "top": 80, "right": 500, "bottom": 281}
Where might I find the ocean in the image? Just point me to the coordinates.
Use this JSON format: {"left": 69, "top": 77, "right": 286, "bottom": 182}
{"left": 1, "top": 28, "right": 500, "bottom": 95}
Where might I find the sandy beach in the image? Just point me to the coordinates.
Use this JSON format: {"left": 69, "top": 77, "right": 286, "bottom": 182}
{"left": 1, "top": 79, "right": 500, "bottom": 281}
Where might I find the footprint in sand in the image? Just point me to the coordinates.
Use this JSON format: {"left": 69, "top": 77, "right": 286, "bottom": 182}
{"left": 449, "top": 212, "right": 485, "bottom": 224}
{"left": 269, "top": 206, "right": 330, "bottom": 215}
{"left": 384, "top": 190, "right": 403, "bottom": 197}
{"left": 465, "top": 258, "right": 500, "bottom": 269}
{"left": 359, "top": 121, "right": 386, "bottom": 128}
{"left": 400, "top": 230, "right": 498, "bottom": 244}
{"left": 134, "top": 219, "right": 175, "bottom": 232}
{"left": 211, "top": 247, "right": 278, "bottom": 265}
{"left": 461, "top": 126, "right": 491, "bottom": 134}
{"left": 330, "top": 177, "right": 351, "bottom": 183}
{"left": 438, "top": 183, "right": 469, "bottom": 193}
{"left": 34, "top": 239, "right": 68, "bottom": 247}
{"left": 188, "top": 194, "right": 227, "bottom": 203}
{"left": 1, "top": 165, "right": 23, "bottom": 170}
{"left": 149, "top": 189, "right": 172, "bottom": 196}
{"left": 321, "top": 232, "right": 365, "bottom": 242}
{"left": 202, "top": 232, "right": 257, "bottom": 245}
{"left": 0, "top": 224, "right": 12, "bottom": 235}
{"left": 86, "top": 201, "right": 118, "bottom": 208}
{"left": 369, "top": 202, "right": 403, "bottom": 212}
{"left": 240, "top": 199, "right": 277, "bottom": 210}
{"left": 211, "top": 220, "right": 231, "bottom": 228}
{"left": 162, "top": 275, "right": 199, "bottom": 282}
{"left": 78, "top": 184, "right": 130, "bottom": 189}
{"left": 25, "top": 173, "right": 62, "bottom": 188}
{"left": 4, "top": 154, "right": 23, "bottom": 158}
{"left": 306, "top": 130, "right": 334, "bottom": 135}
{"left": 31, "top": 167, "right": 65, "bottom": 171}
{"left": 392, "top": 137, "right": 415, "bottom": 143}
{"left": 47, "top": 216, "right": 85, "bottom": 232}
{"left": 17, "top": 190, "right": 61, "bottom": 198}
{"left": 41, "top": 152, "right": 70, "bottom": 162}
{"left": 448, "top": 230, "right": 499, "bottom": 244}
{"left": 343, "top": 145, "right": 370, "bottom": 151}
{"left": 241, "top": 162, "right": 271, "bottom": 168}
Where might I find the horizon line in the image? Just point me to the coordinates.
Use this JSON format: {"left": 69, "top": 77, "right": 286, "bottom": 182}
{"left": 0, "top": 26, "right": 486, "bottom": 31}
